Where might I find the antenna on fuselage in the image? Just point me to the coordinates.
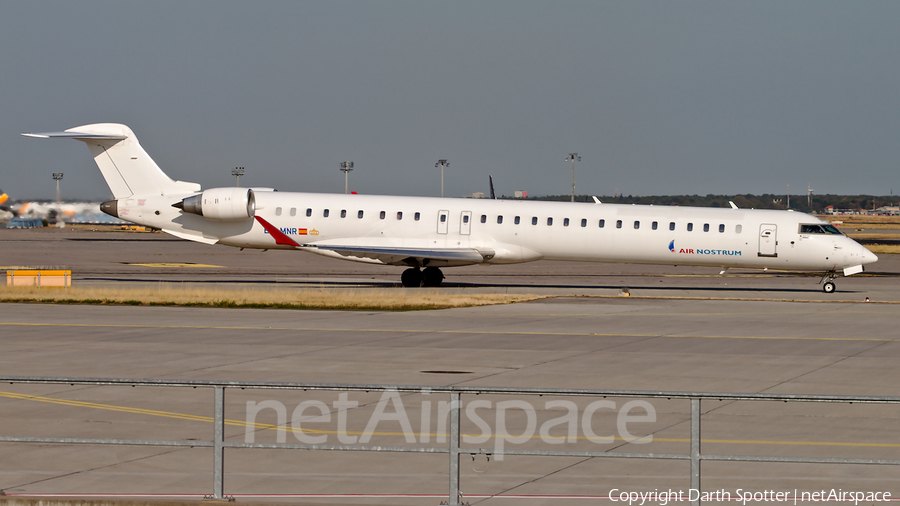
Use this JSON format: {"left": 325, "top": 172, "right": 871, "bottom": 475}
{"left": 489, "top": 175, "right": 496, "bottom": 199}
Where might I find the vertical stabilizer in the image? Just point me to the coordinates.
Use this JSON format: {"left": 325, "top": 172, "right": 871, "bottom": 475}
{"left": 23, "top": 123, "right": 199, "bottom": 199}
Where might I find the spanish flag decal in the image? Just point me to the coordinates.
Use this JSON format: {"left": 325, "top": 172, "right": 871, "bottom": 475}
{"left": 298, "top": 228, "right": 308, "bottom": 235}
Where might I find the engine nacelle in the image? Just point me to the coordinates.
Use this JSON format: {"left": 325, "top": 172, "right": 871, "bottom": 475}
{"left": 174, "top": 188, "right": 256, "bottom": 220}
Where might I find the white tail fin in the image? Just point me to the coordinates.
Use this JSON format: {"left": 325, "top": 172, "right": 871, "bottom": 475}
{"left": 23, "top": 123, "right": 199, "bottom": 199}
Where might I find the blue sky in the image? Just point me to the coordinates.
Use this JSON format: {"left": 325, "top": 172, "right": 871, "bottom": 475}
{"left": 3, "top": 1, "right": 899, "bottom": 200}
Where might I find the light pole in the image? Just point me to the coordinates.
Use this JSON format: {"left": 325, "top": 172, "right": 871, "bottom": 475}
{"left": 52, "top": 173, "right": 63, "bottom": 203}
{"left": 231, "top": 167, "right": 245, "bottom": 187}
{"left": 435, "top": 159, "right": 449, "bottom": 197}
{"left": 339, "top": 162, "right": 354, "bottom": 194}
{"left": 565, "top": 153, "right": 581, "bottom": 202}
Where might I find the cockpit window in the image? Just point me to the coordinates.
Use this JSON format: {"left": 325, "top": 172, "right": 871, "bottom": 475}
{"left": 800, "top": 224, "right": 842, "bottom": 235}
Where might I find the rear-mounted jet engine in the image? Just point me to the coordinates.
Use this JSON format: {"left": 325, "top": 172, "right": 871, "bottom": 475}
{"left": 172, "top": 188, "right": 256, "bottom": 220}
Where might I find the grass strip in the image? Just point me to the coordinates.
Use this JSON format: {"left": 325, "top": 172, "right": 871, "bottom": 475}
{"left": 0, "top": 286, "right": 546, "bottom": 310}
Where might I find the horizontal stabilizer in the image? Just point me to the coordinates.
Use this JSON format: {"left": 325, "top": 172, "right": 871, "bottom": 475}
{"left": 22, "top": 123, "right": 199, "bottom": 199}
{"left": 23, "top": 131, "right": 127, "bottom": 141}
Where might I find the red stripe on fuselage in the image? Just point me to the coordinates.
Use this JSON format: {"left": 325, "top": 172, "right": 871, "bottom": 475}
{"left": 254, "top": 216, "right": 300, "bottom": 247}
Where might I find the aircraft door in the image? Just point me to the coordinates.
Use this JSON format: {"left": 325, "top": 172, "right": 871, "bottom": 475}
{"left": 758, "top": 224, "right": 777, "bottom": 257}
{"left": 437, "top": 210, "right": 449, "bottom": 234}
{"left": 460, "top": 211, "right": 472, "bottom": 235}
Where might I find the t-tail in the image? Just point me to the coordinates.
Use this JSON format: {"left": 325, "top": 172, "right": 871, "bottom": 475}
{"left": 22, "top": 123, "right": 199, "bottom": 199}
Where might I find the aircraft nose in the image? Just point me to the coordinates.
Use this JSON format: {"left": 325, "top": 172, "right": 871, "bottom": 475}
{"left": 859, "top": 244, "right": 878, "bottom": 265}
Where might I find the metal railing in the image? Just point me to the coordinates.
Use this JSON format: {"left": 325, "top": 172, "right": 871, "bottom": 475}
{"left": 1, "top": 376, "right": 899, "bottom": 505}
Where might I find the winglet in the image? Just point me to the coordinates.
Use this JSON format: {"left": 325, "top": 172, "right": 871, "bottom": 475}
{"left": 729, "top": 201, "right": 739, "bottom": 209}
{"left": 592, "top": 196, "right": 601, "bottom": 204}
{"left": 254, "top": 216, "right": 300, "bottom": 247}
{"left": 489, "top": 175, "right": 496, "bottom": 199}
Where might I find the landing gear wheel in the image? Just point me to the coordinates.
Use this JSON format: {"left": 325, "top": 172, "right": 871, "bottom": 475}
{"left": 422, "top": 267, "right": 444, "bottom": 287}
{"left": 401, "top": 268, "right": 423, "bottom": 287}
{"left": 823, "top": 281, "right": 836, "bottom": 294}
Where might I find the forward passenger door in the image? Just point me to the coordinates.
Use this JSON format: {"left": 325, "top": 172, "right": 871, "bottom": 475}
{"left": 758, "top": 224, "right": 777, "bottom": 257}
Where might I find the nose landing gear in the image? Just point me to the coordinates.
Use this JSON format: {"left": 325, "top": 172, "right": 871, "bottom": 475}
{"left": 820, "top": 271, "right": 837, "bottom": 293}
{"left": 401, "top": 267, "right": 444, "bottom": 287}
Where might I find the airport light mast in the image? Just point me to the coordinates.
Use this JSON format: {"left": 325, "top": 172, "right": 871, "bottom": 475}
{"left": 340, "top": 161, "right": 354, "bottom": 194}
{"left": 52, "top": 172, "right": 63, "bottom": 202}
{"left": 231, "top": 167, "right": 245, "bottom": 187}
{"left": 566, "top": 153, "right": 581, "bottom": 202}
{"left": 436, "top": 159, "right": 449, "bottom": 197}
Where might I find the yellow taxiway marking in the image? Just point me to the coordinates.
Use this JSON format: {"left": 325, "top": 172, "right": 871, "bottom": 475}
{"left": 0, "top": 321, "right": 893, "bottom": 342}
{"left": 124, "top": 262, "right": 224, "bottom": 268}
{"left": 2, "top": 391, "right": 898, "bottom": 449}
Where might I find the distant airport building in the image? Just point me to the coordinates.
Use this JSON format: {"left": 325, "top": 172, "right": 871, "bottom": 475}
{"left": 514, "top": 190, "right": 528, "bottom": 198}
{"left": 869, "top": 206, "right": 900, "bottom": 216}
{"left": 467, "top": 192, "right": 485, "bottom": 199}
{"left": 824, "top": 206, "right": 862, "bottom": 215}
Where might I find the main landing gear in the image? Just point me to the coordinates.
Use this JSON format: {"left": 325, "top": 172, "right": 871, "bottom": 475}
{"left": 820, "top": 271, "right": 837, "bottom": 293}
{"left": 401, "top": 267, "right": 444, "bottom": 287}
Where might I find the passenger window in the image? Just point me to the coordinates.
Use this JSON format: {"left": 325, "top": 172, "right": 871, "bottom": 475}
{"left": 547, "top": 217, "right": 553, "bottom": 226}
{"left": 669, "top": 222, "right": 675, "bottom": 231}
{"left": 634, "top": 221, "right": 640, "bottom": 230}
{"left": 358, "top": 210, "right": 364, "bottom": 219}
{"left": 380, "top": 211, "right": 385, "bottom": 219}
{"left": 703, "top": 223, "right": 709, "bottom": 232}
{"left": 497, "top": 215, "right": 503, "bottom": 224}
{"left": 616, "top": 220, "right": 622, "bottom": 229}
{"left": 397, "top": 212, "right": 403, "bottom": 220}
{"left": 652, "top": 221, "right": 658, "bottom": 230}
{"left": 463, "top": 215, "right": 469, "bottom": 223}
{"left": 736, "top": 224, "right": 742, "bottom": 233}
{"left": 415, "top": 212, "right": 421, "bottom": 221}
{"left": 719, "top": 224, "right": 725, "bottom": 233}
{"left": 323, "top": 209, "right": 329, "bottom": 218}
{"left": 275, "top": 207, "right": 282, "bottom": 216}
{"left": 599, "top": 219, "right": 605, "bottom": 228}
{"left": 581, "top": 219, "right": 587, "bottom": 227}
{"left": 563, "top": 218, "right": 570, "bottom": 227}
{"left": 481, "top": 215, "right": 487, "bottom": 223}
{"left": 290, "top": 208, "right": 297, "bottom": 217}
{"left": 515, "top": 216, "right": 521, "bottom": 225}
{"left": 341, "top": 210, "right": 347, "bottom": 218}
{"left": 687, "top": 223, "right": 693, "bottom": 232}
{"left": 441, "top": 214, "right": 447, "bottom": 223}
{"left": 532, "top": 217, "right": 538, "bottom": 225}
{"left": 306, "top": 208, "right": 312, "bottom": 217}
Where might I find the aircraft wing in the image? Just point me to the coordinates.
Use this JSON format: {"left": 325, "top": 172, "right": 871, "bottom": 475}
{"left": 304, "top": 244, "right": 493, "bottom": 266}
{"left": 253, "top": 216, "right": 492, "bottom": 265}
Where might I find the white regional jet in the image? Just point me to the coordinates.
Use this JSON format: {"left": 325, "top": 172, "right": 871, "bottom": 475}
{"left": 24, "top": 123, "right": 877, "bottom": 292}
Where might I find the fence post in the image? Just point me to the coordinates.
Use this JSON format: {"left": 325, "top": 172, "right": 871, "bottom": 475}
{"left": 449, "top": 391, "right": 462, "bottom": 506}
{"left": 690, "top": 398, "right": 701, "bottom": 506}
{"left": 206, "top": 386, "right": 233, "bottom": 501}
